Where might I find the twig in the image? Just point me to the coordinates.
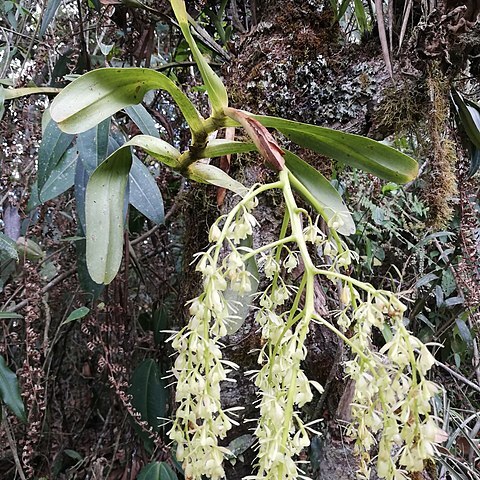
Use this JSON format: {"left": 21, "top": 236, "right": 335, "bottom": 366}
{"left": 435, "top": 360, "right": 480, "bottom": 394}
{"left": 2, "top": 410, "right": 27, "bottom": 480}
{"left": 5, "top": 268, "right": 77, "bottom": 313}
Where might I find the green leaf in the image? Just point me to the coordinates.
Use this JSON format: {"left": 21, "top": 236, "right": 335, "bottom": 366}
{"left": 38, "top": 120, "right": 75, "bottom": 191}
{"left": 63, "top": 306, "right": 90, "bottom": 325}
{"left": 0, "top": 232, "right": 19, "bottom": 261}
{"left": 0, "top": 312, "right": 22, "bottom": 319}
{"left": 468, "top": 147, "right": 480, "bottom": 178}
{"left": 0, "top": 355, "right": 26, "bottom": 421}
{"left": 129, "top": 360, "right": 167, "bottom": 432}
{"left": 39, "top": 145, "right": 78, "bottom": 202}
{"left": 50, "top": 68, "right": 203, "bottom": 135}
{"left": 455, "top": 318, "right": 473, "bottom": 349}
{"left": 246, "top": 115, "right": 418, "bottom": 183}
{"left": 129, "top": 157, "right": 165, "bottom": 225}
{"left": 63, "top": 449, "right": 83, "bottom": 462}
{"left": 170, "top": 0, "right": 228, "bottom": 114}
{"left": 39, "top": 0, "right": 62, "bottom": 38}
{"left": 86, "top": 146, "right": 132, "bottom": 284}
{"left": 125, "top": 135, "right": 181, "bottom": 168}
{"left": 77, "top": 118, "right": 111, "bottom": 173}
{"left": 353, "top": 0, "right": 369, "bottom": 33}
{"left": 75, "top": 238, "right": 104, "bottom": 299}
{"left": 125, "top": 104, "right": 160, "bottom": 138}
{"left": 138, "top": 462, "right": 177, "bottom": 480}
{"left": 284, "top": 151, "right": 356, "bottom": 236}
{"left": 451, "top": 88, "right": 480, "bottom": 150}
{"left": 187, "top": 162, "right": 248, "bottom": 197}
{"left": 3, "top": 86, "right": 60, "bottom": 100}
{"left": 203, "top": 139, "right": 256, "bottom": 158}
{"left": 75, "top": 160, "right": 89, "bottom": 234}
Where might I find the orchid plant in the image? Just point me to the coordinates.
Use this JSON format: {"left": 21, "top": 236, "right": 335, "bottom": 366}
{"left": 9, "top": 0, "right": 446, "bottom": 478}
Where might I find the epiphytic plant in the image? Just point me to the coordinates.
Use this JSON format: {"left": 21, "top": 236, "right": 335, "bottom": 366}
{"left": 6, "top": 0, "right": 445, "bottom": 478}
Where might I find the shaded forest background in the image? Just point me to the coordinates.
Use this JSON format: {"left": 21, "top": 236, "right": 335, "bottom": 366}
{"left": 0, "top": 0, "right": 479, "bottom": 478}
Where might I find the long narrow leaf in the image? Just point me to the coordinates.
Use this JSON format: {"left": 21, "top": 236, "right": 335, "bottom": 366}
{"left": 125, "top": 104, "right": 160, "bottom": 138}
{"left": 86, "top": 147, "right": 132, "bottom": 284}
{"left": 187, "top": 162, "right": 248, "bottom": 197}
{"left": 249, "top": 115, "right": 418, "bottom": 183}
{"left": 125, "top": 135, "right": 181, "bottom": 168}
{"left": 451, "top": 88, "right": 480, "bottom": 150}
{"left": 170, "top": 0, "right": 228, "bottom": 114}
{"left": 74, "top": 160, "right": 89, "bottom": 234}
{"left": 38, "top": 120, "right": 74, "bottom": 191}
{"left": 50, "top": 68, "right": 204, "bottom": 135}
{"left": 77, "top": 118, "right": 111, "bottom": 173}
{"left": 202, "top": 139, "right": 256, "bottom": 158}
{"left": 129, "top": 157, "right": 165, "bottom": 225}
{"left": 39, "top": 145, "right": 78, "bottom": 202}
{"left": 285, "top": 151, "right": 356, "bottom": 236}
{"left": 39, "top": 0, "right": 62, "bottom": 38}
{"left": 3, "top": 86, "right": 60, "bottom": 100}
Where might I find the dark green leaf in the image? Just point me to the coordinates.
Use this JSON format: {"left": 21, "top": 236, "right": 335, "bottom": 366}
{"left": 451, "top": 88, "right": 480, "bottom": 150}
{"left": 39, "top": 0, "right": 62, "bottom": 38}
{"left": 129, "top": 360, "right": 167, "bottom": 432}
{"left": 27, "top": 181, "right": 41, "bottom": 212}
{"left": 85, "top": 147, "right": 132, "bottom": 284}
{"left": 125, "top": 105, "right": 160, "bottom": 138}
{"left": 0, "top": 85, "right": 5, "bottom": 121}
{"left": 284, "top": 151, "right": 356, "bottom": 236}
{"left": 50, "top": 68, "right": 203, "bottom": 135}
{"left": 129, "top": 157, "right": 165, "bottom": 225}
{"left": 0, "top": 232, "right": 18, "bottom": 261}
{"left": 39, "top": 145, "right": 78, "bottom": 202}
{"left": 77, "top": 118, "right": 111, "bottom": 173}
{"left": 63, "top": 449, "right": 83, "bottom": 462}
{"left": 138, "top": 462, "right": 177, "bottom": 480}
{"left": 353, "top": 0, "right": 369, "bottom": 33}
{"left": 246, "top": 115, "right": 419, "bottom": 184}
{"left": 74, "top": 160, "right": 89, "bottom": 234}
{"left": 0, "top": 355, "right": 26, "bottom": 421}
{"left": 455, "top": 318, "right": 473, "bottom": 348}
{"left": 468, "top": 147, "right": 480, "bottom": 178}
{"left": 38, "top": 120, "right": 74, "bottom": 191}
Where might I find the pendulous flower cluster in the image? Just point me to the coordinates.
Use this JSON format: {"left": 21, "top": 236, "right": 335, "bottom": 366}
{"left": 342, "top": 293, "right": 443, "bottom": 480}
{"left": 168, "top": 190, "right": 259, "bottom": 480}
{"left": 168, "top": 171, "right": 443, "bottom": 480}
